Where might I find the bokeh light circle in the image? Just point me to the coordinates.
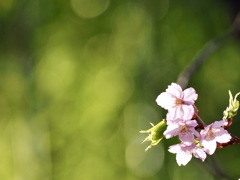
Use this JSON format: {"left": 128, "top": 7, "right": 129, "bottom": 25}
{"left": 70, "top": 0, "right": 110, "bottom": 18}
{"left": 125, "top": 137, "right": 164, "bottom": 177}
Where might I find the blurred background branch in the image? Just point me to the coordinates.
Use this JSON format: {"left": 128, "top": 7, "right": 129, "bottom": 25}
{"left": 177, "top": 11, "right": 240, "bottom": 89}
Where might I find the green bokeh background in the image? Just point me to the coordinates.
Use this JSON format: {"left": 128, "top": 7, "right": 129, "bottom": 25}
{"left": 0, "top": 0, "right": 240, "bottom": 179}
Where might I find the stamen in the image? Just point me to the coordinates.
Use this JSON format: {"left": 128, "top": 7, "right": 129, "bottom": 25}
{"left": 207, "top": 129, "right": 215, "bottom": 139}
{"left": 180, "top": 125, "right": 188, "bottom": 133}
{"left": 175, "top": 99, "right": 183, "bottom": 105}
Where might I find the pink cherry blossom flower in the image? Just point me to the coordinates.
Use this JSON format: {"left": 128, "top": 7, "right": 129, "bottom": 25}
{"left": 200, "top": 120, "right": 231, "bottom": 155}
{"left": 164, "top": 119, "right": 199, "bottom": 145}
{"left": 156, "top": 83, "right": 198, "bottom": 120}
{"left": 168, "top": 143, "right": 207, "bottom": 166}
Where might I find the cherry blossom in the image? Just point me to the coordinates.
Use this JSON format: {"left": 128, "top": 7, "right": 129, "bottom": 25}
{"left": 141, "top": 82, "right": 240, "bottom": 167}
{"left": 156, "top": 83, "right": 198, "bottom": 120}
{"left": 168, "top": 143, "right": 207, "bottom": 166}
{"left": 200, "top": 120, "right": 231, "bottom": 155}
{"left": 164, "top": 119, "right": 199, "bottom": 145}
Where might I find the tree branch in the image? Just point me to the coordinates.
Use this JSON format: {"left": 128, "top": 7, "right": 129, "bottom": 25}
{"left": 175, "top": 11, "right": 240, "bottom": 180}
{"left": 177, "top": 31, "right": 234, "bottom": 89}
{"left": 177, "top": 12, "right": 240, "bottom": 89}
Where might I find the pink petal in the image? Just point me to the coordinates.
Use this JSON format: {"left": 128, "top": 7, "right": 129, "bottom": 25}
{"left": 166, "top": 118, "right": 181, "bottom": 125}
{"left": 212, "top": 120, "right": 226, "bottom": 128}
{"left": 166, "top": 83, "right": 183, "bottom": 98}
{"left": 169, "top": 105, "right": 193, "bottom": 120}
{"left": 193, "top": 148, "right": 206, "bottom": 161}
{"left": 168, "top": 105, "right": 193, "bottom": 120}
{"left": 163, "top": 124, "right": 179, "bottom": 139}
{"left": 183, "top": 87, "right": 198, "bottom": 104}
{"left": 176, "top": 150, "right": 192, "bottom": 166}
{"left": 168, "top": 144, "right": 181, "bottom": 154}
{"left": 166, "top": 109, "right": 177, "bottom": 120}
{"left": 185, "top": 119, "right": 198, "bottom": 127}
{"left": 156, "top": 92, "right": 176, "bottom": 109}
{"left": 200, "top": 124, "right": 211, "bottom": 136}
{"left": 201, "top": 140, "right": 217, "bottom": 155}
{"left": 200, "top": 126, "right": 212, "bottom": 140}
{"left": 179, "top": 132, "right": 194, "bottom": 145}
{"left": 215, "top": 129, "right": 231, "bottom": 143}
{"left": 176, "top": 105, "right": 194, "bottom": 120}
{"left": 175, "top": 106, "right": 184, "bottom": 119}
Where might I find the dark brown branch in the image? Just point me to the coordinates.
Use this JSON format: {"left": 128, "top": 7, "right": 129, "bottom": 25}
{"left": 195, "top": 115, "right": 206, "bottom": 129}
{"left": 192, "top": 105, "right": 206, "bottom": 129}
{"left": 217, "top": 134, "right": 240, "bottom": 148}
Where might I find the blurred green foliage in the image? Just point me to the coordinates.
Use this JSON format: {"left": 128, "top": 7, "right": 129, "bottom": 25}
{"left": 0, "top": 0, "right": 240, "bottom": 179}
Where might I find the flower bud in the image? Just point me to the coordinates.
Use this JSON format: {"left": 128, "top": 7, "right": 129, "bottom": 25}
{"left": 140, "top": 119, "right": 167, "bottom": 151}
{"left": 223, "top": 91, "right": 240, "bottom": 119}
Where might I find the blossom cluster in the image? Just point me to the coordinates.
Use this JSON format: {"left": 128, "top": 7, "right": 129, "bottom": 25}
{"left": 141, "top": 83, "right": 240, "bottom": 166}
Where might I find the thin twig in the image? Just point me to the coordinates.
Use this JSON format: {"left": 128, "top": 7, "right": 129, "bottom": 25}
{"left": 177, "top": 12, "right": 240, "bottom": 89}
{"left": 195, "top": 115, "right": 206, "bottom": 129}
{"left": 177, "top": 31, "right": 234, "bottom": 89}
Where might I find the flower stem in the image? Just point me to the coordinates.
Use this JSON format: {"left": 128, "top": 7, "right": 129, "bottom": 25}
{"left": 195, "top": 115, "right": 206, "bottom": 129}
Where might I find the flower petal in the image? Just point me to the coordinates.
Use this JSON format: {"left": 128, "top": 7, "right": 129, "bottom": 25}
{"left": 163, "top": 124, "right": 179, "bottom": 139}
{"left": 182, "top": 105, "right": 194, "bottom": 120}
{"left": 166, "top": 109, "right": 176, "bottom": 120}
{"left": 185, "top": 119, "right": 198, "bottom": 127}
{"left": 183, "top": 87, "right": 198, "bottom": 104}
{"left": 193, "top": 148, "right": 206, "bottom": 161}
{"left": 169, "top": 105, "right": 194, "bottom": 120}
{"left": 176, "top": 150, "right": 192, "bottom": 166}
{"left": 156, "top": 92, "right": 176, "bottom": 110}
{"left": 168, "top": 144, "right": 181, "bottom": 154}
{"left": 166, "top": 83, "right": 183, "bottom": 98}
{"left": 212, "top": 120, "right": 226, "bottom": 128}
{"left": 201, "top": 139, "right": 217, "bottom": 155}
{"left": 175, "top": 106, "right": 185, "bottom": 119}
{"left": 179, "top": 132, "right": 195, "bottom": 145}
{"left": 215, "top": 129, "right": 231, "bottom": 143}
